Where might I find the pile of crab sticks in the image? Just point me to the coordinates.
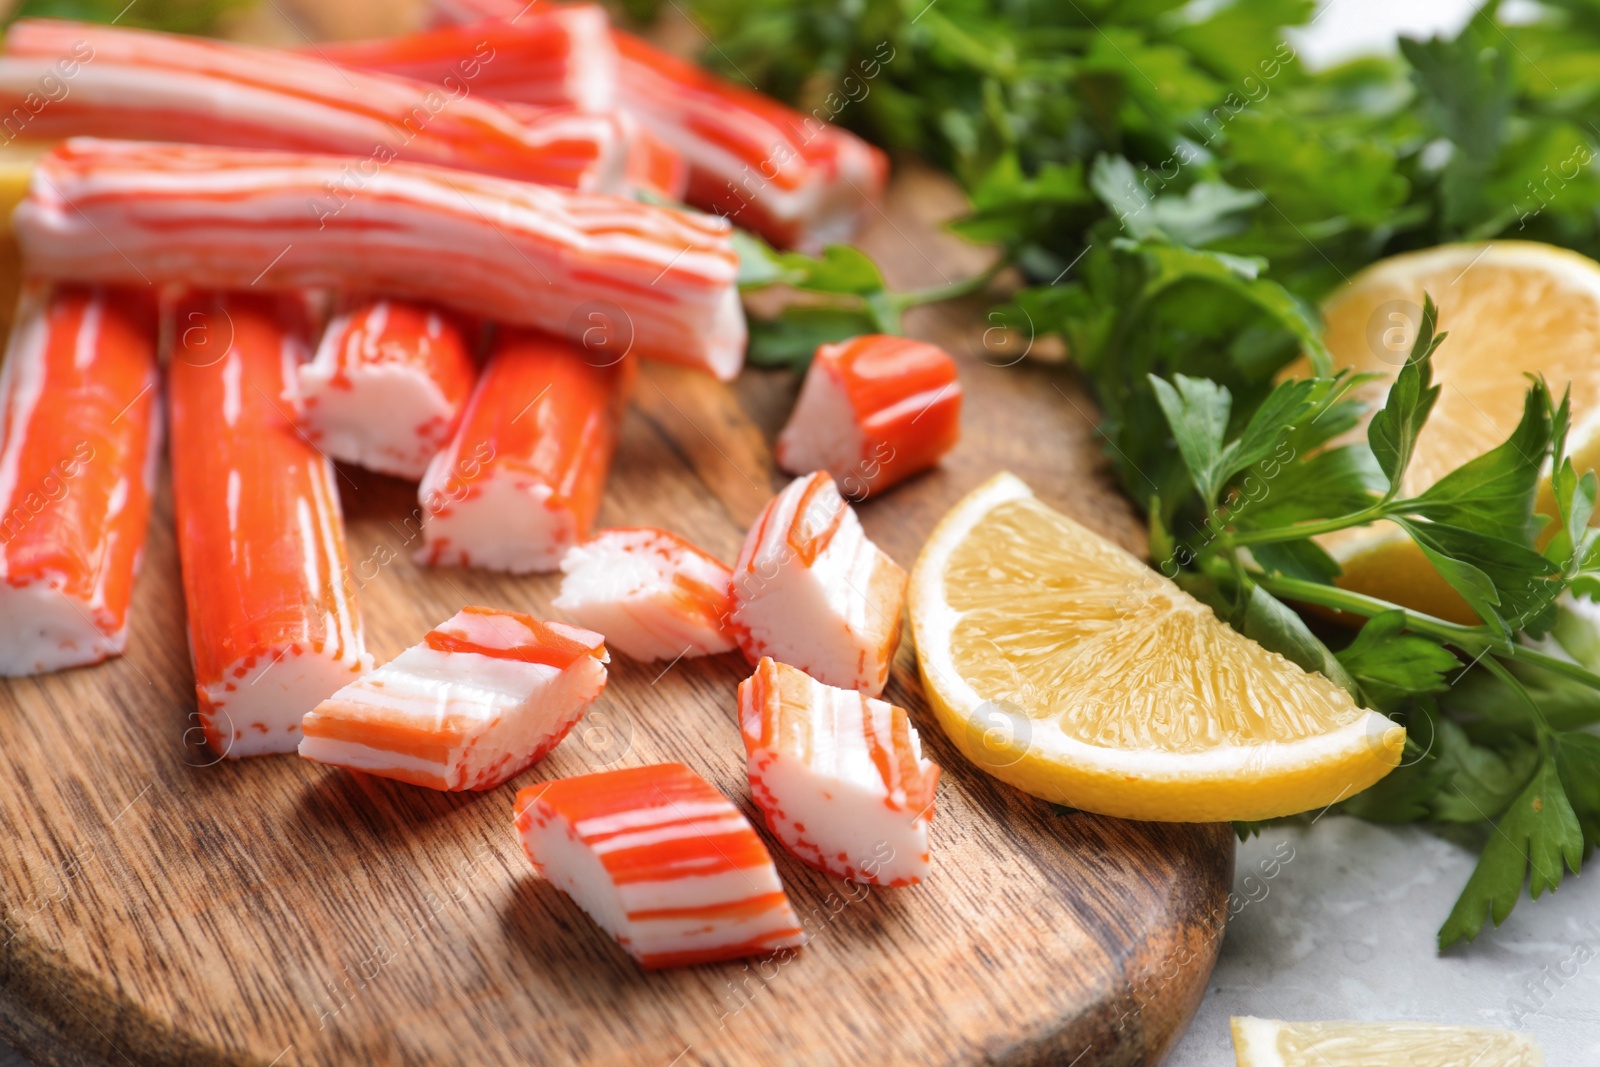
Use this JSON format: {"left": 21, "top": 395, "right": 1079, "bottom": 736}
{"left": 0, "top": 3, "right": 966, "bottom": 969}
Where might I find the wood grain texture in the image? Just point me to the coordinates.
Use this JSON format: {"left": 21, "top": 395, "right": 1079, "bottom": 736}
{"left": 0, "top": 34, "right": 1234, "bottom": 1061}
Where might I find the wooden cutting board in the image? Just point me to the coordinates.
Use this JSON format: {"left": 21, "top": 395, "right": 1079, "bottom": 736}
{"left": 0, "top": 10, "right": 1234, "bottom": 1060}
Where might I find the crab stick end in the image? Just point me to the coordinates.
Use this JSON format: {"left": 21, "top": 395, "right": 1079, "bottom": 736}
{"left": 292, "top": 300, "right": 477, "bottom": 480}
{"left": 512, "top": 763, "right": 807, "bottom": 968}
{"left": 417, "top": 477, "right": 580, "bottom": 574}
{"left": 553, "top": 527, "right": 735, "bottom": 662}
{"left": 739, "top": 658, "right": 937, "bottom": 886}
{"left": 729, "top": 473, "right": 907, "bottom": 696}
{"left": 0, "top": 583, "right": 124, "bottom": 676}
{"left": 299, "top": 607, "right": 608, "bottom": 790}
{"left": 702, "top": 285, "right": 748, "bottom": 382}
{"left": 417, "top": 331, "right": 626, "bottom": 574}
{"left": 199, "top": 642, "right": 374, "bottom": 760}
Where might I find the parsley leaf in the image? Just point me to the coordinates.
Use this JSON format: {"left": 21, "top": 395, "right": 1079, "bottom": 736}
{"left": 1399, "top": 24, "right": 1512, "bottom": 233}
{"left": 1408, "top": 378, "right": 1553, "bottom": 546}
{"left": 1335, "top": 610, "right": 1460, "bottom": 712}
{"left": 1438, "top": 754, "right": 1584, "bottom": 947}
{"left": 1366, "top": 294, "right": 1444, "bottom": 496}
{"left": 1149, "top": 373, "right": 1235, "bottom": 506}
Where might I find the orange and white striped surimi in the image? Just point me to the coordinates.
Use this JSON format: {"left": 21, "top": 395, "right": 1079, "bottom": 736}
{"left": 728, "top": 471, "right": 906, "bottom": 697}
{"left": 776, "top": 335, "right": 962, "bottom": 499}
{"left": 294, "top": 299, "right": 479, "bottom": 480}
{"left": 167, "top": 292, "right": 372, "bottom": 759}
{"left": 316, "top": 11, "right": 689, "bottom": 201}
{"left": 319, "top": 5, "right": 616, "bottom": 113}
{"left": 612, "top": 32, "right": 890, "bottom": 250}
{"left": 0, "top": 19, "right": 627, "bottom": 192}
{"left": 0, "top": 284, "right": 159, "bottom": 676}
{"left": 424, "top": 0, "right": 889, "bottom": 250}
{"left": 617, "top": 113, "right": 690, "bottom": 201}
{"left": 300, "top": 606, "right": 609, "bottom": 791}
{"left": 13, "top": 140, "right": 746, "bottom": 379}
{"left": 554, "top": 527, "right": 735, "bottom": 662}
{"left": 513, "top": 762, "right": 807, "bottom": 968}
{"left": 739, "top": 658, "right": 938, "bottom": 886}
{"left": 418, "top": 328, "right": 632, "bottom": 574}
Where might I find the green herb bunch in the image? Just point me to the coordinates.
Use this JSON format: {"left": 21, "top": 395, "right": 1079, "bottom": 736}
{"left": 641, "top": 0, "right": 1600, "bottom": 946}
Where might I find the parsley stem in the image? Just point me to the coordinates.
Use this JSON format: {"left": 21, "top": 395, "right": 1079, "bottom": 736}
{"left": 1255, "top": 575, "right": 1483, "bottom": 642}
{"left": 1227, "top": 503, "right": 1394, "bottom": 547}
{"left": 1258, "top": 574, "right": 1600, "bottom": 693}
{"left": 1479, "top": 656, "right": 1556, "bottom": 748}
{"left": 890, "top": 264, "right": 1000, "bottom": 310}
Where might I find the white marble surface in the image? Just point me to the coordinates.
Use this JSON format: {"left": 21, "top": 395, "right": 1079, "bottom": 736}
{"left": 1167, "top": 815, "right": 1600, "bottom": 1064}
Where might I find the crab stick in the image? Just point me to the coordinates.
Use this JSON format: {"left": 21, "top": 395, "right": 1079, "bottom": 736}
{"left": 318, "top": 5, "right": 617, "bottom": 113}
{"left": 0, "top": 284, "right": 158, "bottom": 676}
{"left": 418, "top": 328, "right": 631, "bottom": 574}
{"left": 729, "top": 472, "right": 906, "bottom": 696}
{"left": 14, "top": 139, "right": 746, "bottom": 379}
{"left": 620, "top": 114, "right": 690, "bottom": 201}
{"left": 300, "top": 607, "right": 608, "bottom": 790}
{"left": 167, "top": 292, "right": 372, "bottom": 759}
{"left": 294, "top": 300, "right": 478, "bottom": 480}
{"left": 776, "top": 335, "right": 961, "bottom": 499}
{"left": 316, "top": 15, "right": 689, "bottom": 201}
{"left": 553, "top": 527, "right": 735, "bottom": 661}
{"left": 513, "top": 762, "right": 807, "bottom": 968}
{"left": 0, "top": 19, "right": 626, "bottom": 192}
{"left": 740, "top": 658, "right": 938, "bottom": 885}
{"left": 424, "top": 1, "right": 890, "bottom": 249}
{"left": 612, "top": 33, "right": 890, "bottom": 250}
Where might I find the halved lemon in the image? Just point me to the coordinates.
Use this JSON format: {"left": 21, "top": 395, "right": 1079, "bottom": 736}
{"left": 1306, "top": 241, "right": 1600, "bottom": 625}
{"left": 908, "top": 473, "right": 1404, "bottom": 822}
{"left": 1231, "top": 1017, "right": 1543, "bottom": 1066}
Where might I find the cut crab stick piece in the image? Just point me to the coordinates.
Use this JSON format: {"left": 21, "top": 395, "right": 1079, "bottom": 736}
{"left": 15, "top": 139, "right": 746, "bottom": 379}
{"left": 553, "top": 527, "right": 735, "bottom": 661}
{"left": 300, "top": 607, "right": 608, "bottom": 790}
{"left": 729, "top": 471, "right": 906, "bottom": 696}
{"left": 0, "top": 283, "right": 159, "bottom": 676}
{"left": 424, "top": 1, "right": 890, "bottom": 249}
{"left": 776, "top": 335, "right": 962, "bottom": 499}
{"left": 318, "top": 5, "right": 618, "bottom": 112}
{"left": 739, "top": 657, "right": 938, "bottom": 885}
{"left": 294, "top": 299, "right": 478, "bottom": 480}
{"left": 419, "top": 328, "right": 631, "bottom": 573}
{"left": 168, "top": 292, "right": 372, "bottom": 759}
{"left": 513, "top": 762, "right": 807, "bottom": 968}
{"left": 0, "top": 19, "right": 626, "bottom": 191}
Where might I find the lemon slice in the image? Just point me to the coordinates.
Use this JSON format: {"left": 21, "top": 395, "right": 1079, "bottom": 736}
{"left": 1306, "top": 241, "right": 1600, "bottom": 624}
{"left": 908, "top": 473, "right": 1404, "bottom": 822}
{"left": 1231, "top": 1017, "right": 1543, "bottom": 1066}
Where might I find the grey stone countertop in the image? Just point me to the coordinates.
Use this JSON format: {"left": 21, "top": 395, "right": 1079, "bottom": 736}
{"left": 1167, "top": 814, "right": 1599, "bottom": 1064}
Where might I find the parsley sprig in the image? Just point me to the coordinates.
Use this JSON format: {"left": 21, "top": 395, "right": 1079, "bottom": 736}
{"left": 1144, "top": 294, "right": 1600, "bottom": 946}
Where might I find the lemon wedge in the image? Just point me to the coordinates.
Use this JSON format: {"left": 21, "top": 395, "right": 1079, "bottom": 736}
{"left": 1231, "top": 1016, "right": 1543, "bottom": 1066}
{"left": 908, "top": 472, "right": 1404, "bottom": 822}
